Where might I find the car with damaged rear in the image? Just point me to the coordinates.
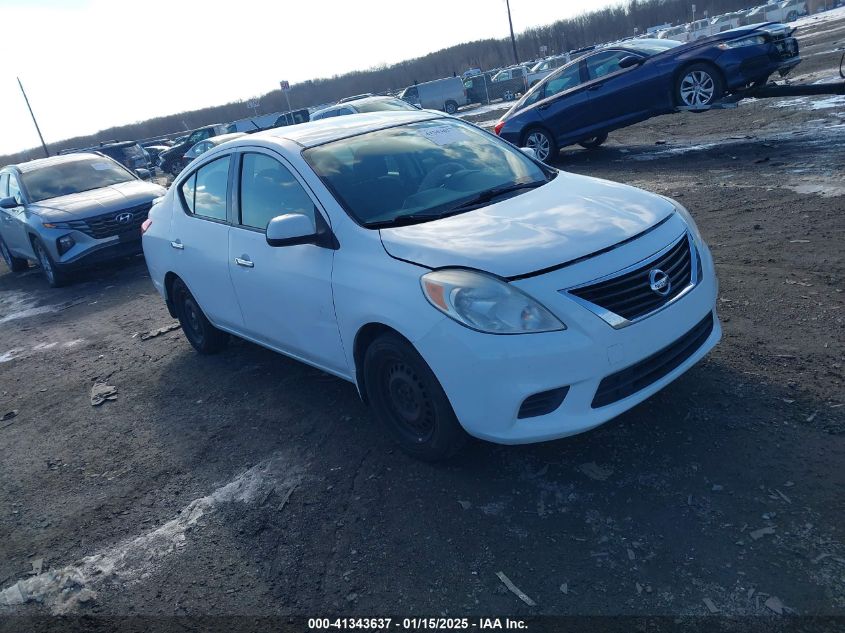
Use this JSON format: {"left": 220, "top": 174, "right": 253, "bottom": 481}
{"left": 495, "top": 24, "right": 801, "bottom": 160}
{"left": 141, "top": 111, "right": 720, "bottom": 460}
{"left": 0, "top": 153, "right": 166, "bottom": 287}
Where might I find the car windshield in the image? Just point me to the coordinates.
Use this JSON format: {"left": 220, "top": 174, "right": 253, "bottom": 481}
{"left": 623, "top": 39, "right": 681, "bottom": 55}
{"left": 303, "top": 119, "right": 550, "bottom": 228}
{"left": 21, "top": 156, "right": 135, "bottom": 202}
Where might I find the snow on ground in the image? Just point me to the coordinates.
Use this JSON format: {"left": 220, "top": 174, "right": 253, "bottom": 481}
{"left": 791, "top": 5, "right": 845, "bottom": 29}
{"left": 768, "top": 95, "right": 845, "bottom": 109}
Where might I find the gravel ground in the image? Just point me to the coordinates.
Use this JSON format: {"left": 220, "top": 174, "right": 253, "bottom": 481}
{"left": 0, "top": 14, "right": 843, "bottom": 630}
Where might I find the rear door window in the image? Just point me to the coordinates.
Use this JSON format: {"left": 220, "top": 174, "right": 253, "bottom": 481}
{"left": 543, "top": 63, "right": 584, "bottom": 99}
{"left": 179, "top": 156, "right": 230, "bottom": 221}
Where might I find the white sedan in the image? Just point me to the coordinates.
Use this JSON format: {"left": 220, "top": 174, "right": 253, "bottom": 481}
{"left": 141, "top": 111, "right": 720, "bottom": 460}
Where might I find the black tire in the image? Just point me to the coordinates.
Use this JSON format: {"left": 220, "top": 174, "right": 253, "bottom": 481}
{"left": 675, "top": 63, "right": 725, "bottom": 111}
{"left": 522, "top": 126, "right": 558, "bottom": 163}
{"left": 363, "top": 332, "right": 468, "bottom": 461}
{"left": 171, "top": 278, "right": 229, "bottom": 354}
{"left": 0, "top": 235, "right": 28, "bottom": 272}
{"left": 31, "top": 238, "right": 66, "bottom": 288}
{"left": 578, "top": 133, "right": 608, "bottom": 149}
{"left": 444, "top": 100, "right": 458, "bottom": 115}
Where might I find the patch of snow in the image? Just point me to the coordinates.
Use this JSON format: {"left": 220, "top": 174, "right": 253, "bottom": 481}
{"left": 0, "top": 349, "right": 23, "bottom": 363}
{"left": 0, "top": 453, "right": 304, "bottom": 614}
{"left": 630, "top": 142, "right": 720, "bottom": 161}
{"left": 791, "top": 6, "right": 845, "bottom": 29}
{"left": 769, "top": 95, "right": 845, "bottom": 110}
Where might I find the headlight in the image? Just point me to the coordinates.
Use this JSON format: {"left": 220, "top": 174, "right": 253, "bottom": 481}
{"left": 665, "top": 197, "right": 704, "bottom": 246}
{"left": 718, "top": 34, "right": 767, "bottom": 49}
{"left": 420, "top": 269, "right": 565, "bottom": 334}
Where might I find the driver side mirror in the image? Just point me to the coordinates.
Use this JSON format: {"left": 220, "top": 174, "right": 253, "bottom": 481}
{"left": 266, "top": 213, "right": 316, "bottom": 247}
{"left": 618, "top": 55, "right": 644, "bottom": 69}
{"left": 135, "top": 168, "right": 152, "bottom": 181}
{"left": 519, "top": 147, "right": 538, "bottom": 160}
{"left": 0, "top": 196, "right": 18, "bottom": 209}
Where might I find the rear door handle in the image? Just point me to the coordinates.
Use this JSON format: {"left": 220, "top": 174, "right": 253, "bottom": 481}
{"left": 170, "top": 240, "right": 184, "bottom": 250}
{"left": 235, "top": 257, "right": 254, "bottom": 268}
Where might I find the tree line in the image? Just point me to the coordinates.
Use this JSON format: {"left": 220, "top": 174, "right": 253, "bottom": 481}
{"left": 3, "top": 0, "right": 762, "bottom": 165}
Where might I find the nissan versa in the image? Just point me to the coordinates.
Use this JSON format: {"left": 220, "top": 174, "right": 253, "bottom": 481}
{"left": 141, "top": 111, "right": 721, "bottom": 460}
{"left": 0, "top": 153, "right": 166, "bottom": 287}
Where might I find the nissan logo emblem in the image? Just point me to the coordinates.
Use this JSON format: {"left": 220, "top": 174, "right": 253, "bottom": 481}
{"left": 115, "top": 212, "right": 134, "bottom": 225}
{"left": 649, "top": 269, "right": 671, "bottom": 296}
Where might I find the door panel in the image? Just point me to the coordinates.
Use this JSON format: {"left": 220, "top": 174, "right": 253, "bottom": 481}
{"left": 535, "top": 62, "right": 592, "bottom": 145}
{"left": 228, "top": 151, "right": 346, "bottom": 374}
{"left": 580, "top": 50, "right": 657, "bottom": 133}
{"left": 170, "top": 155, "right": 244, "bottom": 329}
{"left": 4, "top": 175, "right": 31, "bottom": 255}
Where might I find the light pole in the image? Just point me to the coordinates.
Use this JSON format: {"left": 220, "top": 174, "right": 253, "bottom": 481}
{"left": 506, "top": 0, "right": 519, "bottom": 65}
{"left": 17, "top": 77, "right": 49, "bottom": 157}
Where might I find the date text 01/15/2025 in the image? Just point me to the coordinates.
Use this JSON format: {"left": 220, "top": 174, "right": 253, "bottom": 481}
{"left": 307, "top": 617, "right": 528, "bottom": 630}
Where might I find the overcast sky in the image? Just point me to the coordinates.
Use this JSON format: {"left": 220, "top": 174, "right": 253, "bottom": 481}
{"left": 0, "top": 0, "right": 617, "bottom": 156}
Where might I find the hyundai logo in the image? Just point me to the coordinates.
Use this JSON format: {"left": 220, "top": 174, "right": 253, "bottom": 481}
{"left": 649, "top": 269, "right": 671, "bottom": 296}
{"left": 115, "top": 212, "right": 134, "bottom": 225}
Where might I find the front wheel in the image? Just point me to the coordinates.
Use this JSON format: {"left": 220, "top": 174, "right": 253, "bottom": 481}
{"left": 523, "top": 127, "right": 558, "bottom": 163}
{"left": 171, "top": 278, "right": 229, "bottom": 354}
{"left": 32, "top": 238, "right": 66, "bottom": 287}
{"left": 676, "top": 63, "right": 724, "bottom": 110}
{"left": 363, "top": 333, "right": 468, "bottom": 461}
{"left": 579, "top": 133, "right": 608, "bottom": 150}
{"left": 444, "top": 100, "right": 458, "bottom": 115}
{"left": 0, "top": 236, "right": 28, "bottom": 272}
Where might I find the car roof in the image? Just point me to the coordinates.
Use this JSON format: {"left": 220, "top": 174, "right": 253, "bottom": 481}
{"left": 251, "top": 110, "right": 442, "bottom": 148}
{"left": 208, "top": 132, "right": 246, "bottom": 145}
{"left": 9, "top": 152, "right": 108, "bottom": 173}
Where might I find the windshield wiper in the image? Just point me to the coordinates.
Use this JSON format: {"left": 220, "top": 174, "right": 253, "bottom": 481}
{"left": 446, "top": 180, "right": 546, "bottom": 213}
{"left": 367, "top": 180, "right": 547, "bottom": 229}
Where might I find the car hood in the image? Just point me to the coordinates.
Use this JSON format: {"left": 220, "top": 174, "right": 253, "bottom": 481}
{"left": 29, "top": 180, "right": 167, "bottom": 220}
{"left": 379, "top": 172, "right": 676, "bottom": 278}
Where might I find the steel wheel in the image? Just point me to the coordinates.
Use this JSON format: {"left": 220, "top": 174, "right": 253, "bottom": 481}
{"left": 525, "top": 130, "right": 552, "bottom": 162}
{"left": 33, "top": 240, "right": 62, "bottom": 287}
{"left": 381, "top": 359, "right": 436, "bottom": 444}
{"left": 679, "top": 69, "right": 717, "bottom": 107}
{"left": 171, "top": 278, "right": 228, "bottom": 354}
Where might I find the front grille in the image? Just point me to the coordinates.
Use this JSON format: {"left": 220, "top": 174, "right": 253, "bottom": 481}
{"left": 569, "top": 235, "right": 694, "bottom": 323}
{"left": 518, "top": 386, "right": 569, "bottom": 419}
{"left": 56, "top": 202, "right": 152, "bottom": 240}
{"left": 592, "top": 313, "right": 714, "bottom": 408}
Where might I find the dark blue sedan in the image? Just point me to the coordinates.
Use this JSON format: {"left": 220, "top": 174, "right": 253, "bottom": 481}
{"left": 495, "top": 23, "right": 800, "bottom": 161}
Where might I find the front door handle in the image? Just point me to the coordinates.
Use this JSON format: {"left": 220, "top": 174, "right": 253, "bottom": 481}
{"left": 170, "top": 240, "right": 184, "bottom": 250}
{"left": 587, "top": 82, "right": 604, "bottom": 91}
{"left": 235, "top": 257, "right": 254, "bottom": 268}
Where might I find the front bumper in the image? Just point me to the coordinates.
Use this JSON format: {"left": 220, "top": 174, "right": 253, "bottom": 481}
{"left": 413, "top": 215, "right": 721, "bottom": 444}
{"left": 719, "top": 36, "right": 801, "bottom": 88}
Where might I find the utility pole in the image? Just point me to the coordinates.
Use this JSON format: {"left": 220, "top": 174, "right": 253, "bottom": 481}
{"left": 506, "top": 0, "right": 519, "bottom": 65}
{"left": 17, "top": 77, "right": 49, "bottom": 157}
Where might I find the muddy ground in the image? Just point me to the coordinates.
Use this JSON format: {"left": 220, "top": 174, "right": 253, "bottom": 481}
{"left": 1, "top": 11, "right": 844, "bottom": 630}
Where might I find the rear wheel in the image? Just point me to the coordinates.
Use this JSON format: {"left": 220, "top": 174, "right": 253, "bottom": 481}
{"left": 675, "top": 63, "right": 724, "bottom": 110}
{"left": 32, "top": 238, "right": 66, "bottom": 288}
{"left": 0, "top": 236, "right": 28, "bottom": 272}
{"left": 523, "top": 127, "right": 558, "bottom": 163}
{"left": 444, "top": 100, "right": 458, "bottom": 115}
{"left": 363, "top": 333, "right": 468, "bottom": 461}
{"left": 579, "top": 133, "right": 608, "bottom": 149}
{"left": 171, "top": 278, "right": 229, "bottom": 354}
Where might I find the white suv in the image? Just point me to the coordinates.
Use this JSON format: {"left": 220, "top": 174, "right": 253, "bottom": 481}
{"left": 142, "top": 111, "right": 720, "bottom": 460}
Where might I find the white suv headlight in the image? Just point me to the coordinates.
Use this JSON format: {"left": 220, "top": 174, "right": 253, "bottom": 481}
{"left": 421, "top": 269, "right": 565, "bottom": 334}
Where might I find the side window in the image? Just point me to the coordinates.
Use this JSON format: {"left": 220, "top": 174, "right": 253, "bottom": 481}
{"left": 586, "top": 51, "right": 634, "bottom": 80}
{"left": 8, "top": 174, "right": 22, "bottom": 204}
{"left": 544, "top": 64, "right": 583, "bottom": 99}
{"left": 179, "top": 155, "right": 230, "bottom": 221}
{"left": 0, "top": 174, "right": 8, "bottom": 198}
{"left": 239, "top": 153, "right": 315, "bottom": 231}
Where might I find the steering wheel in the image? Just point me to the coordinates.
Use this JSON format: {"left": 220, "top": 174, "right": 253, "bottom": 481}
{"left": 417, "top": 162, "right": 466, "bottom": 191}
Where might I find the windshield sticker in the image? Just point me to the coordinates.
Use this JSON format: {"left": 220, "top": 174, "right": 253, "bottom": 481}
{"left": 91, "top": 162, "right": 112, "bottom": 171}
{"left": 420, "top": 126, "right": 466, "bottom": 146}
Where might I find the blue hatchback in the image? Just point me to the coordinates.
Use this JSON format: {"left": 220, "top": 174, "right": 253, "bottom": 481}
{"left": 495, "top": 24, "right": 800, "bottom": 161}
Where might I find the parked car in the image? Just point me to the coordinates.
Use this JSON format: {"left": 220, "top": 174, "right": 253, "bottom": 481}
{"left": 710, "top": 11, "right": 746, "bottom": 33}
{"left": 687, "top": 18, "right": 713, "bottom": 40}
{"left": 60, "top": 141, "right": 152, "bottom": 172}
{"left": 399, "top": 77, "right": 467, "bottom": 114}
{"left": 142, "top": 144, "right": 170, "bottom": 167}
{"left": 273, "top": 109, "right": 311, "bottom": 128}
{"left": 174, "top": 133, "right": 245, "bottom": 174}
{"left": 462, "top": 67, "right": 482, "bottom": 79}
{"left": 338, "top": 93, "right": 375, "bottom": 103}
{"left": 141, "top": 110, "right": 720, "bottom": 460}
{"left": 157, "top": 124, "right": 230, "bottom": 175}
{"left": 779, "top": 0, "right": 808, "bottom": 20}
{"left": 495, "top": 27, "right": 801, "bottom": 161}
{"left": 0, "top": 153, "right": 166, "bottom": 286}
{"left": 489, "top": 65, "right": 530, "bottom": 100}
{"left": 526, "top": 54, "right": 572, "bottom": 87}
{"left": 311, "top": 96, "right": 418, "bottom": 120}
{"left": 658, "top": 25, "right": 691, "bottom": 42}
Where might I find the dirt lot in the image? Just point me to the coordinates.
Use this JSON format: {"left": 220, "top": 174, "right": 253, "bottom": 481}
{"left": 1, "top": 11, "right": 844, "bottom": 629}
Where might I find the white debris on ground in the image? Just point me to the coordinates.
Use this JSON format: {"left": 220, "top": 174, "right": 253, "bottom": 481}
{"left": 769, "top": 95, "right": 845, "bottom": 110}
{"left": 0, "top": 453, "right": 304, "bottom": 614}
{"left": 791, "top": 6, "right": 845, "bottom": 29}
{"left": 0, "top": 291, "right": 66, "bottom": 324}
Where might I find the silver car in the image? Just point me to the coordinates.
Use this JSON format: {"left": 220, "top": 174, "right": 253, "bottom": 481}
{"left": 0, "top": 153, "right": 166, "bottom": 287}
